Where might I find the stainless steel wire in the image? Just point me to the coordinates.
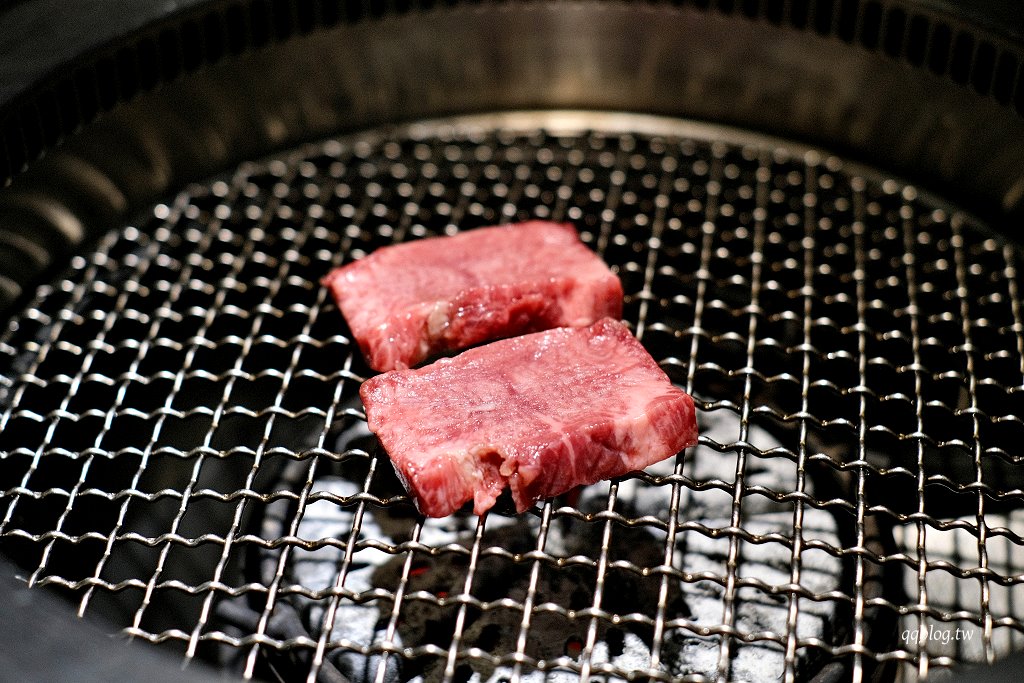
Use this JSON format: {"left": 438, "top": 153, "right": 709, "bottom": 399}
{"left": 1, "top": 112, "right": 1023, "bottom": 682}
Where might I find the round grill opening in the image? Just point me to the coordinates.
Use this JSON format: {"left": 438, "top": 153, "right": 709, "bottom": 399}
{"left": 1, "top": 112, "right": 1022, "bottom": 682}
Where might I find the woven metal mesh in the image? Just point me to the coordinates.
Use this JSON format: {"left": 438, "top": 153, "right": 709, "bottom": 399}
{"left": 1, "top": 112, "right": 1023, "bottom": 682}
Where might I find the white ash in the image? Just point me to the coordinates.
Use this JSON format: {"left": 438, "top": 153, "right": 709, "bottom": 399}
{"left": 282, "top": 408, "right": 843, "bottom": 682}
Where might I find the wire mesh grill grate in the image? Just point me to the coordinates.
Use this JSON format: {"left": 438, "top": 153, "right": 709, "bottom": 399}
{"left": 1, "top": 112, "right": 1023, "bottom": 682}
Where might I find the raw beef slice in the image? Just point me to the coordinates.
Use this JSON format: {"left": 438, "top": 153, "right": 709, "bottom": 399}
{"left": 322, "top": 221, "right": 622, "bottom": 372}
{"left": 360, "top": 318, "right": 698, "bottom": 518}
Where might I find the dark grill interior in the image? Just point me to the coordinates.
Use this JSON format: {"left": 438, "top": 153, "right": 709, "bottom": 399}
{"left": 1, "top": 112, "right": 1023, "bottom": 681}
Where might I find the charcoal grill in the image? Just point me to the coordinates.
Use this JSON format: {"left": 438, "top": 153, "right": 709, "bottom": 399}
{"left": 1, "top": 2, "right": 1024, "bottom": 682}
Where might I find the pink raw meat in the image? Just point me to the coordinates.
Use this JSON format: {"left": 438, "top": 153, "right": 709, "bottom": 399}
{"left": 322, "top": 221, "right": 622, "bottom": 372}
{"left": 360, "top": 318, "right": 698, "bottom": 518}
